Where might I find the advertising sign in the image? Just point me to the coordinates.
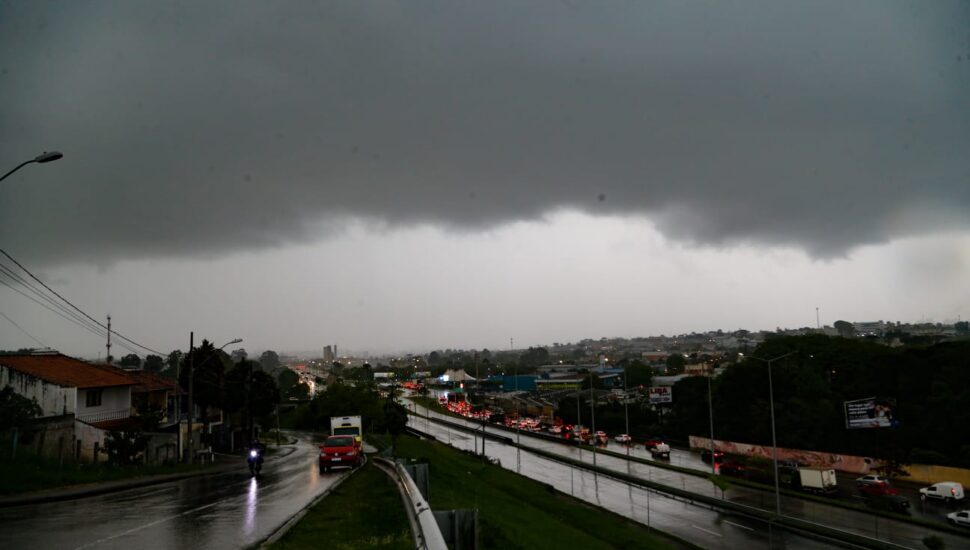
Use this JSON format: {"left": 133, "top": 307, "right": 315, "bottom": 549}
{"left": 648, "top": 386, "right": 673, "bottom": 404}
{"left": 373, "top": 372, "right": 394, "bottom": 380}
{"left": 844, "top": 397, "right": 898, "bottom": 429}
{"left": 413, "top": 371, "right": 431, "bottom": 378}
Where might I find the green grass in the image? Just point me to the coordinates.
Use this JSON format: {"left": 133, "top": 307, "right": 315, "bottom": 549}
{"left": 394, "top": 435, "right": 686, "bottom": 550}
{"left": 273, "top": 462, "right": 412, "bottom": 550}
{"left": 0, "top": 447, "right": 217, "bottom": 495}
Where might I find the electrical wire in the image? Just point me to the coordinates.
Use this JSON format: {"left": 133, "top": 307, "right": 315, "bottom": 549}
{"left": 0, "top": 310, "right": 48, "bottom": 348}
{"left": 0, "top": 265, "right": 109, "bottom": 337}
{"left": 0, "top": 249, "right": 165, "bottom": 356}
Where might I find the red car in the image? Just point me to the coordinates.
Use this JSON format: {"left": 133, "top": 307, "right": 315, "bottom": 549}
{"left": 319, "top": 435, "right": 362, "bottom": 473}
{"left": 644, "top": 438, "right": 664, "bottom": 450}
{"left": 859, "top": 483, "right": 899, "bottom": 497}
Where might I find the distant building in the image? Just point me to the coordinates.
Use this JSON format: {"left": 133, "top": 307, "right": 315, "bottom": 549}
{"left": 323, "top": 345, "right": 334, "bottom": 363}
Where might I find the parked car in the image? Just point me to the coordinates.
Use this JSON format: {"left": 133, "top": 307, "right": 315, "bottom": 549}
{"left": 614, "top": 433, "right": 632, "bottom": 444}
{"left": 855, "top": 474, "right": 890, "bottom": 487}
{"left": 701, "top": 449, "right": 724, "bottom": 464}
{"left": 947, "top": 510, "right": 970, "bottom": 526}
{"left": 319, "top": 435, "right": 362, "bottom": 473}
{"left": 919, "top": 482, "right": 965, "bottom": 504}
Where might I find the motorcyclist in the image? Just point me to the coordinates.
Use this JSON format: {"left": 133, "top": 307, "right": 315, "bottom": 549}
{"left": 247, "top": 439, "right": 266, "bottom": 469}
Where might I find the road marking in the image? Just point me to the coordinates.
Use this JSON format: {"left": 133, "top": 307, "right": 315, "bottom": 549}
{"left": 691, "top": 524, "right": 723, "bottom": 537}
{"left": 74, "top": 501, "right": 222, "bottom": 549}
{"left": 724, "top": 520, "right": 755, "bottom": 532}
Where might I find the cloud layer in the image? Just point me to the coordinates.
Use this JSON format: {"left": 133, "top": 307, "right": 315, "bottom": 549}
{"left": 2, "top": 1, "right": 968, "bottom": 265}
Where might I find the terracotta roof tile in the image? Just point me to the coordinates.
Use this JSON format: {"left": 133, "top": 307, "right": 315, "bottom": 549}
{"left": 125, "top": 370, "right": 177, "bottom": 393}
{"left": 0, "top": 354, "right": 134, "bottom": 389}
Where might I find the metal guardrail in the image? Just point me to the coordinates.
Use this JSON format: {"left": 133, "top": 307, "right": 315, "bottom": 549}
{"left": 374, "top": 457, "right": 448, "bottom": 550}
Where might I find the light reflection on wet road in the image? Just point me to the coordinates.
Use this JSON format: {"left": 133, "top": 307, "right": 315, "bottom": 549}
{"left": 0, "top": 433, "right": 343, "bottom": 550}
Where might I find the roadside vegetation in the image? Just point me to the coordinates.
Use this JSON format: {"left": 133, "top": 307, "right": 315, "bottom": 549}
{"left": 393, "top": 434, "right": 686, "bottom": 550}
{"left": 0, "top": 444, "right": 218, "bottom": 495}
{"left": 272, "top": 462, "right": 411, "bottom": 550}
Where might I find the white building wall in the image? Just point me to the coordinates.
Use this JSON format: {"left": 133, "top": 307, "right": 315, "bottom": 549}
{"left": 76, "top": 386, "right": 131, "bottom": 423}
{"left": 1, "top": 365, "right": 75, "bottom": 417}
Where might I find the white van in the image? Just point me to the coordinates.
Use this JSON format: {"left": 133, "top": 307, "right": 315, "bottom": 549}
{"left": 919, "top": 482, "right": 965, "bottom": 503}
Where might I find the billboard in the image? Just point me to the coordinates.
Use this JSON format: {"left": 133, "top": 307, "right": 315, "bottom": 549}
{"left": 648, "top": 386, "right": 673, "bottom": 404}
{"left": 844, "top": 397, "right": 898, "bottom": 429}
{"left": 413, "top": 371, "right": 431, "bottom": 378}
{"left": 373, "top": 372, "right": 395, "bottom": 380}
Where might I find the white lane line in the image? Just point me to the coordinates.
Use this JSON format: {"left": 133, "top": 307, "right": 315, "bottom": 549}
{"left": 73, "top": 501, "right": 221, "bottom": 550}
{"left": 691, "top": 524, "right": 723, "bottom": 537}
{"left": 724, "top": 520, "right": 755, "bottom": 532}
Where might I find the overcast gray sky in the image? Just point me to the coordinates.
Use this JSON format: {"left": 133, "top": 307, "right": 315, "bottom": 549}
{"left": 1, "top": 1, "right": 968, "bottom": 358}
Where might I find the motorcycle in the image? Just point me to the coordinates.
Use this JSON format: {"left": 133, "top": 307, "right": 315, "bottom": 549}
{"left": 247, "top": 447, "right": 264, "bottom": 476}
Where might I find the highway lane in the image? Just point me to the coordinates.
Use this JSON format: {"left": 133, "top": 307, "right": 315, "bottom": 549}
{"left": 0, "top": 433, "right": 343, "bottom": 550}
{"left": 407, "top": 401, "right": 970, "bottom": 550}
{"left": 409, "top": 411, "right": 835, "bottom": 549}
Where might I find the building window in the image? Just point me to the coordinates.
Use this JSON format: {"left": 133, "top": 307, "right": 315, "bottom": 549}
{"left": 86, "top": 389, "right": 103, "bottom": 407}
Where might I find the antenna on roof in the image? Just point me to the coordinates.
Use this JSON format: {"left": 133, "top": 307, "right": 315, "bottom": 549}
{"left": 106, "top": 315, "right": 112, "bottom": 364}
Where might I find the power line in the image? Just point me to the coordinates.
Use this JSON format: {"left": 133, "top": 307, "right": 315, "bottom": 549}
{"left": 0, "top": 310, "right": 47, "bottom": 347}
{"left": 0, "top": 264, "right": 109, "bottom": 337}
{"left": 0, "top": 275, "right": 144, "bottom": 357}
{"left": 0, "top": 249, "right": 165, "bottom": 356}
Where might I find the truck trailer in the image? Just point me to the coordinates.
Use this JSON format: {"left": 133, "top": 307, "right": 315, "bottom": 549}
{"left": 330, "top": 415, "right": 363, "bottom": 447}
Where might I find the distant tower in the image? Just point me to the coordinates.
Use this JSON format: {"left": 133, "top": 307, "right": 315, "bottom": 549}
{"left": 334, "top": 344, "right": 338, "bottom": 360}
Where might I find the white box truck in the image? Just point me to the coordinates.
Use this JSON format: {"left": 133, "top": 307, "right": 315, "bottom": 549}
{"left": 798, "top": 467, "right": 838, "bottom": 494}
{"left": 330, "top": 415, "right": 362, "bottom": 447}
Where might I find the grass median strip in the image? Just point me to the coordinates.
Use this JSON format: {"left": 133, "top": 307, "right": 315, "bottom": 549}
{"left": 394, "top": 435, "right": 688, "bottom": 550}
{"left": 271, "top": 463, "right": 412, "bottom": 550}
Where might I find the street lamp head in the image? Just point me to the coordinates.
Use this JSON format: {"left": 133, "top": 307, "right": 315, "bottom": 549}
{"left": 34, "top": 151, "right": 63, "bottom": 164}
{"left": 230, "top": 338, "right": 243, "bottom": 345}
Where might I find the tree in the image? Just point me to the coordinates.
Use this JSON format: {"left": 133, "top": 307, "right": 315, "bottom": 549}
{"left": 277, "top": 369, "right": 299, "bottom": 396}
{"left": 956, "top": 321, "right": 969, "bottom": 335}
{"left": 120, "top": 353, "right": 141, "bottom": 368}
{"left": 0, "top": 386, "right": 42, "bottom": 437}
{"left": 103, "top": 430, "right": 149, "bottom": 465}
{"left": 625, "top": 361, "right": 653, "bottom": 388}
{"left": 665, "top": 354, "right": 686, "bottom": 374}
{"left": 834, "top": 320, "right": 856, "bottom": 338}
{"left": 179, "top": 340, "right": 230, "bottom": 433}
{"left": 259, "top": 350, "right": 281, "bottom": 371}
{"left": 428, "top": 351, "right": 441, "bottom": 365}
{"left": 231, "top": 348, "right": 248, "bottom": 363}
{"left": 143, "top": 354, "right": 164, "bottom": 373}
{"left": 225, "top": 359, "right": 281, "bottom": 436}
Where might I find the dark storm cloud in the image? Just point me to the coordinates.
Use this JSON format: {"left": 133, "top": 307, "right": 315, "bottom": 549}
{"left": 1, "top": 1, "right": 968, "bottom": 265}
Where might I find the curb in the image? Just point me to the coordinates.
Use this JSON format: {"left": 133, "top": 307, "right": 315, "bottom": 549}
{"left": 253, "top": 458, "right": 363, "bottom": 548}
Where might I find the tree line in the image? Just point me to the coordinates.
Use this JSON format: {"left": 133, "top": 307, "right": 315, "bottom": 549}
{"left": 665, "top": 335, "right": 970, "bottom": 467}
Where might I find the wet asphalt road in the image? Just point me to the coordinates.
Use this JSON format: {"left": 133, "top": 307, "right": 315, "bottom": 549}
{"left": 406, "top": 402, "right": 970, "bottom": 550}
{"left": 407, "top": 407, "right": 831, "bottom": 549}
{"left": 0, "top": 433, "right": 342, "bottom": 550}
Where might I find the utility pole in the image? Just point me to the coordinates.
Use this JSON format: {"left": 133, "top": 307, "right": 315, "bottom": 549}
{"left": 707, "top": 374, "right": 716, "bottom": 476}
{"left": 816, "top": 307, "right": 820, "bottom": 330}
{"left": 105, "top": 315, "right": 112, "bottom": 363}
{"left": 186, "top": 331, "right": 194, "bottom": 464}
{"left": 590, "top": 370, "right": 597, "bottom": 466}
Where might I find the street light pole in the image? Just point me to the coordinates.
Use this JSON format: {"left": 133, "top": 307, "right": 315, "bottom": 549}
{"left": 185, "top": 336, "right": 243, "bottom": 464}
{"left": 707, "top": 373, "right": 716, "bottom": 476}
{"left": 746, "top": 351, "right": 795, "bottom": 518}
{"left": 0, "top": 151, "right": 63, "bottom": 183}
{"left": 590, "top": 370, "right": 596, "bottom": 466}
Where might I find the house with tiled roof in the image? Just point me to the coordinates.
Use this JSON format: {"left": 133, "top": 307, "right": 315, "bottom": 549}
{"left": 0, "top": 352, "right": 135, "bottom": 425}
